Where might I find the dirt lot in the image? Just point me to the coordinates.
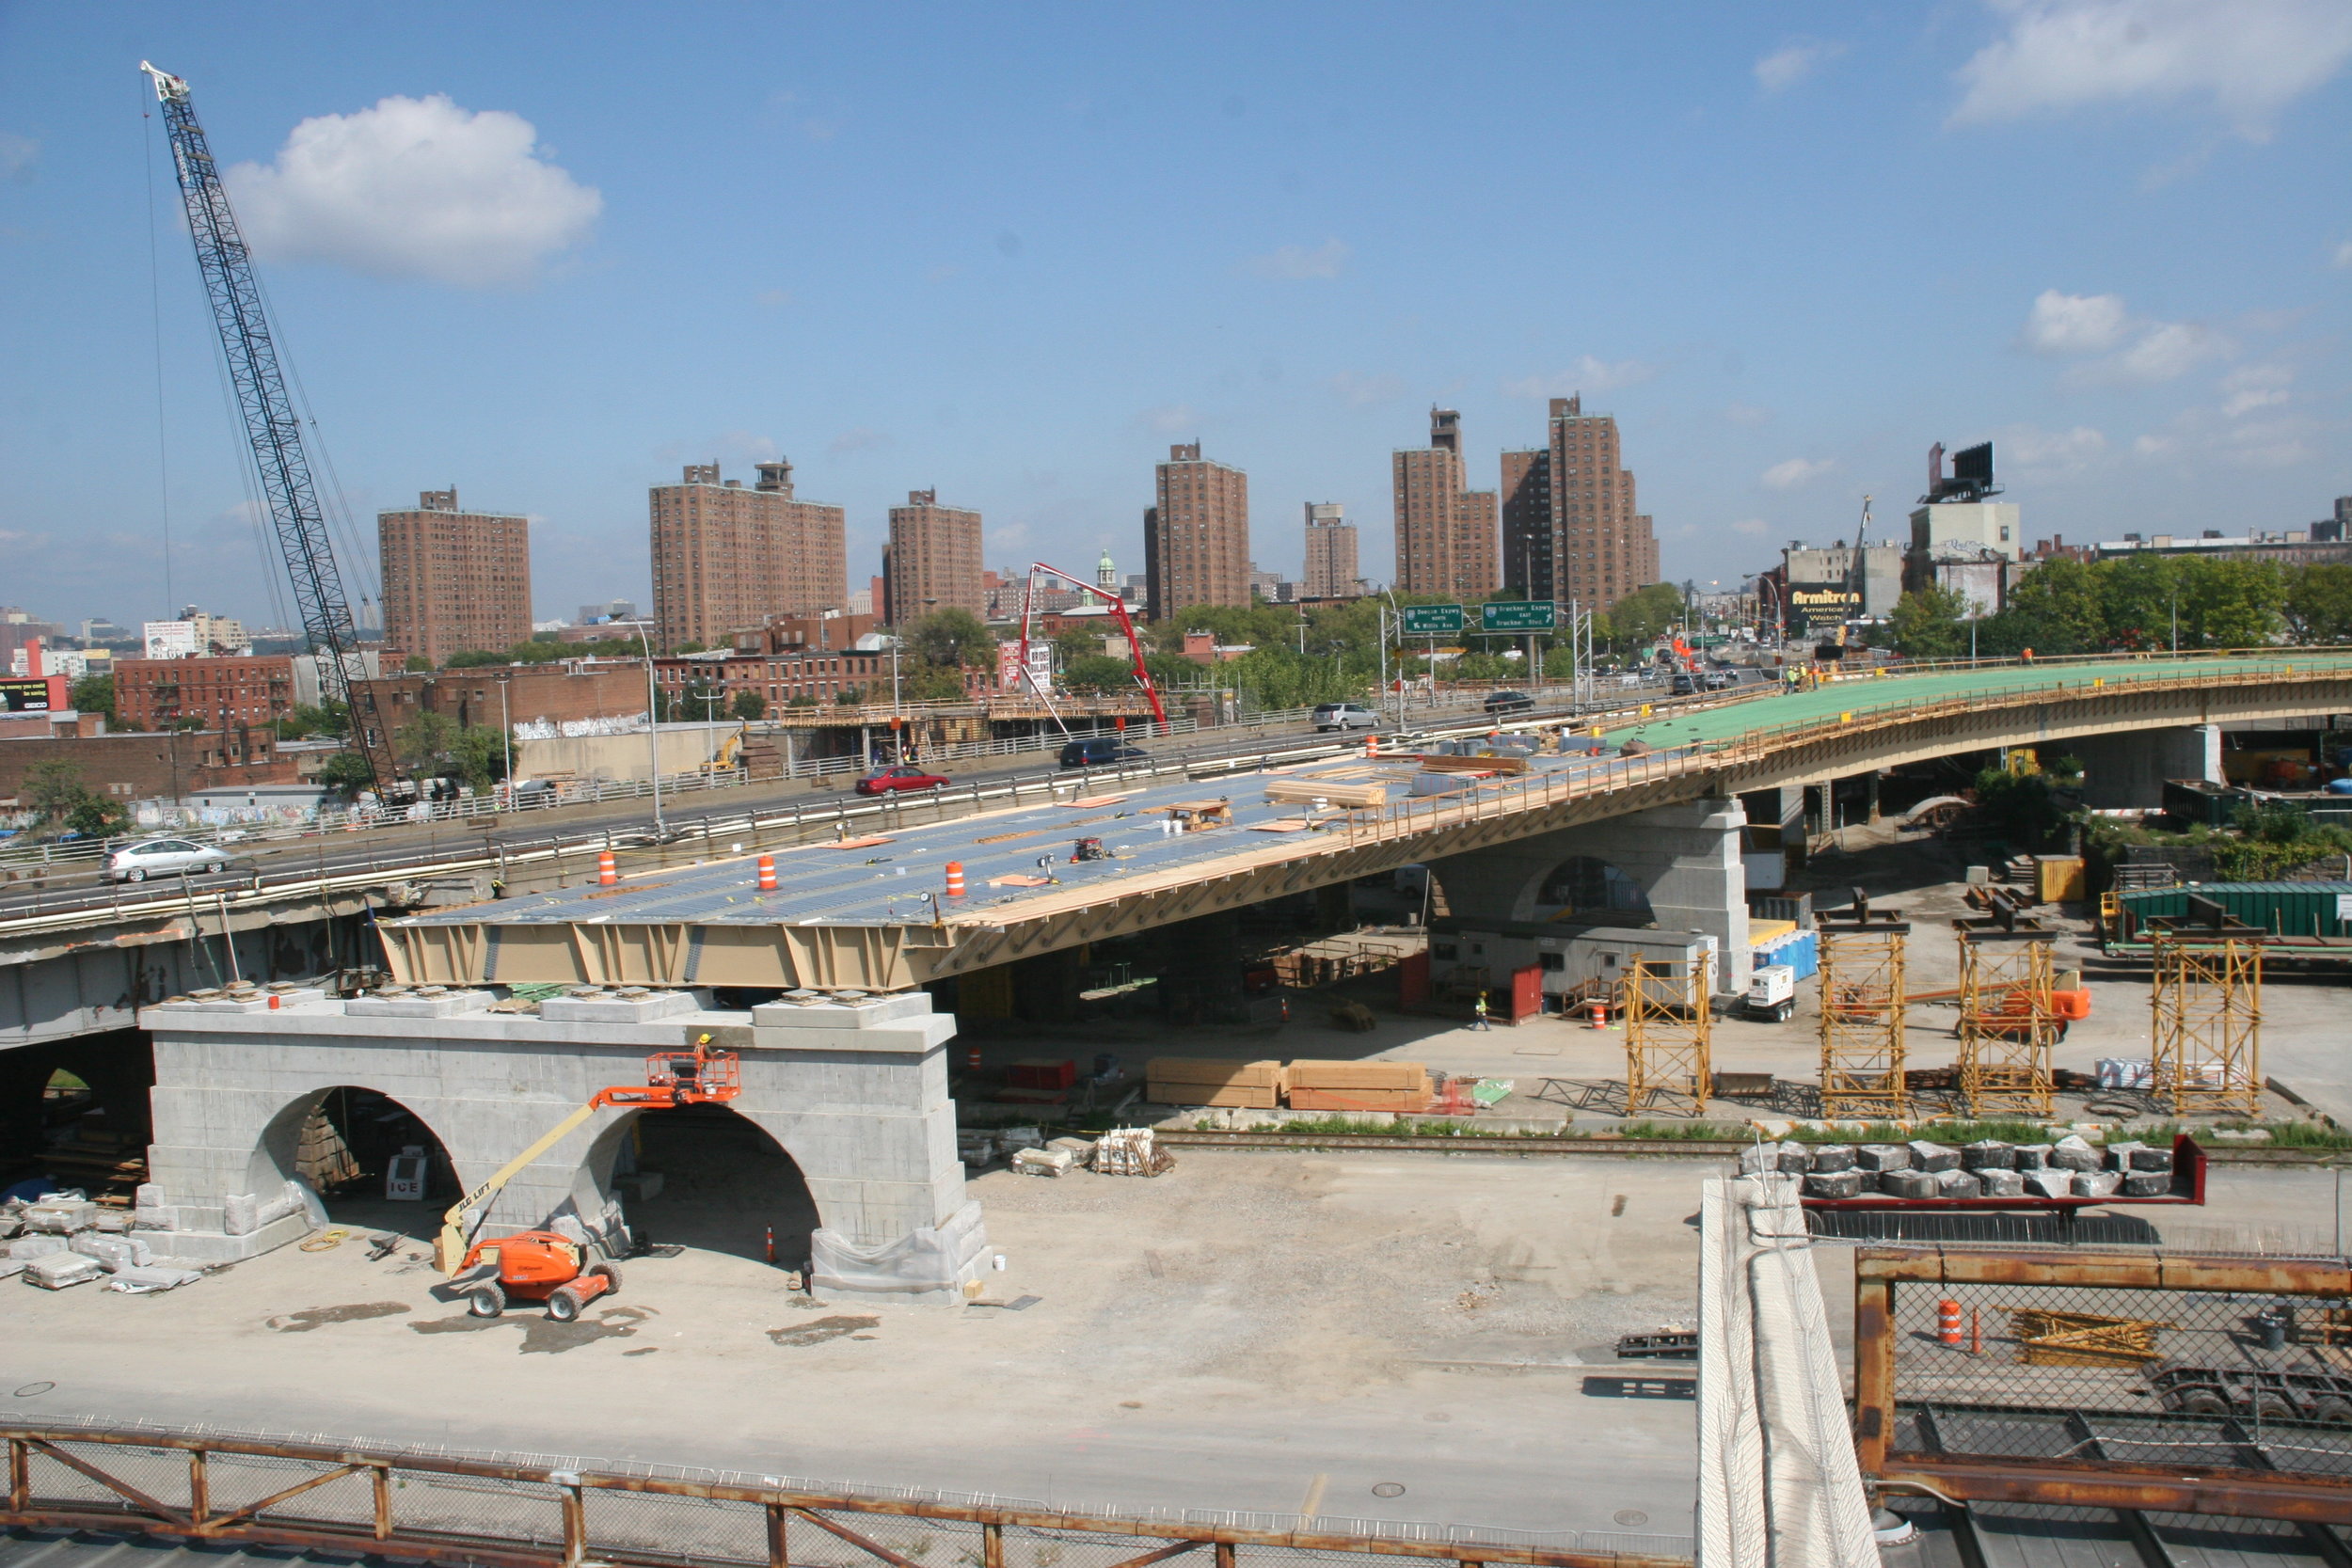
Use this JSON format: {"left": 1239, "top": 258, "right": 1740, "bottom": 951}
{"left": 5, "top": 1150, "right": 1708, "bottom": 1545}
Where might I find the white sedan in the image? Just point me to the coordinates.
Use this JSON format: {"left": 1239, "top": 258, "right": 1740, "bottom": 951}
{"left": 104, "top": 837, "right": 230, "bottom": 882}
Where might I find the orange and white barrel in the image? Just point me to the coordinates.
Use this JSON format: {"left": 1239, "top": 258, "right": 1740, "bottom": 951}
{"left": 597, "top": 849, "right": 616, "bottom": 886}
{"left": 756, "top": 854, "right": 777, "bottom": 892}
{"left": 1364, "top": 733, "right": 1379, "bottom": 759}
{"left": 1938, "top": 1298, "right": 1964, "bottom": 1346}
{"left": 946, "top": 861, "right": 966, "bottom": 897}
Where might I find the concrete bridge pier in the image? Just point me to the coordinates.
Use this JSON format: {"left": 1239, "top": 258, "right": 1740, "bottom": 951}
{"left": 138, "top": 988, "right": 986, "bottom": 1300}
{"left": 2068, "top": 723, "right": 2221, "bottom": 810}
{"left": 1433, "top": 796, "right": 1754, "bottom": 996}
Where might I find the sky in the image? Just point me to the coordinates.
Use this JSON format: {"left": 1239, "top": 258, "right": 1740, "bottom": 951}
{"left": 1, "top": 1, "right": 2347, "bottom": 633}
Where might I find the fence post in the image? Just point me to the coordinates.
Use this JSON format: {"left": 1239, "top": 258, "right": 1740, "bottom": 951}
{"left": 1852, "top": 1274, "right": 1896, "bottom": 1475}
{"left": 372, "top": 1465, "right": 392, "bottom": 1540}
{"left": 188, "top": 1449, "right": 209, "bottom": 1526}
{"left": 768, "top": 1502, "right": 791, "bottom": 1568}
{"left": 559, "top": 1479, "right": 586, "bottom": 1567}
{"left": 8, "top": 1436, "right": 25, "bottom": 1512}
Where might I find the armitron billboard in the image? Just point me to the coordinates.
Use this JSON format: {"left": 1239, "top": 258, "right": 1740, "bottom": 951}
{"left": 1785, "top": 584, "right": 1859, "bottom": 633}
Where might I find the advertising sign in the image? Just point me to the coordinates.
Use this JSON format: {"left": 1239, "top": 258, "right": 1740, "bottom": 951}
{"left": 0, "top": 676, "right": 62, "bottom": 713}
{"left": 1479, "top": 600, "right": 1558, "bottom": 633}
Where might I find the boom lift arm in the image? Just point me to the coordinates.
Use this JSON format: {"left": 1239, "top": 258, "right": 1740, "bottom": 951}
{"left": 433, "top": 1037, "right": 740, "bottom": 1273}
{"left": 1015, "top": 562, "right": 1168, "bottom": 727}
{"left": 139, "top": 62, "right": 395, "bottom": 789}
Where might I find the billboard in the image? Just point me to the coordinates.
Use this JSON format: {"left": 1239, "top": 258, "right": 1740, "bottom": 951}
{"left": 0, "top": 676, "right": 65, "bottom": 713}
{"left": 1480, "top": 600, "right": 1558, "bottom": 633}
{"left": 1785, "top": 583, "right": 1860, "bottom": 633}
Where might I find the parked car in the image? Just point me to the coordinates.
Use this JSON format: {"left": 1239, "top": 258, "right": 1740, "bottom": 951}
{"left": 853, "top": 765, "right": 950, "bottom": 796}
{"left": 1059, "top": 736, "right": 1149, "bottom": 768}
{"left": 104, "top": 837, "right": 230, "bottom": 883}
{"left": 1312, "top": 702, "right": 1380, "bottom": 732}
{"left": 1483, "top": 689, "right": 1534, "bottom": 715}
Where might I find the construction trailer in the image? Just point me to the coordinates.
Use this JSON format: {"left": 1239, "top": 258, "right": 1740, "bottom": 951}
{"left": 1427, "top": 918, "right": 1718, "bottom": 1009}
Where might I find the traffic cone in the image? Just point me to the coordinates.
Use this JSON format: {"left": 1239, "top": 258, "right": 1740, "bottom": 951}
{"left": 597, "top": 849, "right": 616, "bottom": 886}
{"left": 946, "top": 861, "right": 966, "bottom": 897}
{"left": 966, "top": 1045, "right": 983, "bottom": 1073}
{"left": 756, "top": 854, "right": 777, "bottom": 892}
{"left": 1937, "top": 1298, "right": 1963, "bottom": 1346}
{"left": 1364, "top": 733, "right": 1378, "bottom": 759}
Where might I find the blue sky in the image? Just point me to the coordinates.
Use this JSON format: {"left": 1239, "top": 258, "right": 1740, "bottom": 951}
{"left": 2, "top": 1, "right": 2347, "bottom": 630}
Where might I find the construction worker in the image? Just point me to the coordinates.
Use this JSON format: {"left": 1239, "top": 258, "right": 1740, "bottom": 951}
{"left": 1472, "top": 991, "right": 1491, "bottom": 1030}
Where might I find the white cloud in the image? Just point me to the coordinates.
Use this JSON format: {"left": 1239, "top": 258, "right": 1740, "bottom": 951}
{"left": 1951, "top": 0, "right": 2352, "bottom": 138}
{"left": 2133, "top": 433, "right": 2174, "bottom": 457}
{"left": 828, "top": 427, "right": 891, "bottom": 456}
{"left": 1998, "top": 423, "right": 2109, "bottom": 471}
{"left": 1243, "top": 238, "right": 1349, "bottom": 279}
{"left": 1327, "top": 372, "right": 1404, "bottom": 406}
{"left": 2020, "top": 289, "right": 2229, "bottom": 383}
{"left": 2219, "top": 362, "right": 2293, "bottom": 416}
{"left": 0, "top": 133, "right": 35, "bottom": 182}
{"left": 2023, "top": 289, "right": 2131, "bottom": 353}
{"left": 1137, "top": 404, "right": 1199, "bottom": 434}
{"left": 1502, "top": 356, "right": 1661, "bottom": 399}
{"left": 1730, "top": 518, "right": 1770, "bottom": 536}
{"left": 1755, "top": 40, "right": 1848, "bottom": 92}
{"left": 225, "top": 94, "right": 601, "bottom": 288}
{"left": 1761, "top": 457, "right": 1836, "bottom": 490}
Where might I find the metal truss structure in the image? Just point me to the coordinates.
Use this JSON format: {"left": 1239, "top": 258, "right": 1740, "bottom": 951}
{"left": 1818, "top": 909, "right": 1909, "bottom": 1120}
{"left": 1624, "top": 957, "right": 1711, "bottom": 1117}
{"left": 1957, "top": 930, "right": 2058, "bottom": 1117}
{"left": 2151, "top": 936, "right": 2263, "bottom": 1118}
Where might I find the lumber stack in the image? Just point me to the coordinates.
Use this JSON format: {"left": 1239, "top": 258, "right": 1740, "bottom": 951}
{"left": 1284, "top": 1059, "right": 1429, "bottom": 1112}
{"left": 1147, "top": 1058, "right": 1284, "bottom": 1109}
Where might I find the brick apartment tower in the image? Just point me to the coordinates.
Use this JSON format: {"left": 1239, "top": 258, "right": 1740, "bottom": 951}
{"left": 1501, "top": 396, "right": 1660, "bottom": 611}
{"left": 649, "top": 460, "right": 847, "bottom": 650}
{"left": 1301, "top": 502, "right": 1359, "bottom": 598}
{"left": 1392, "top": 408, "right": 1498, "bottom": 598}
{"left": 882, "top": 488, "right": 984, "bottom": 624}
{"left": 1144, "top": 442, "right": 1250, "bottom": 621}
{"left": 376, "top": 488, "right": 532, "bottom": 669}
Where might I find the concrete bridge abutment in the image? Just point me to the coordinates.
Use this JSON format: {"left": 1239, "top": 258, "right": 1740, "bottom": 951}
{"left": 2067, "top": 723, "right": 2222, "bottom": 810}
{"left": 139, "top": 988, "right": 985, "bottom": 1300}
{"left": 1432, "top": 796, "right": 1754, "bottom": 996}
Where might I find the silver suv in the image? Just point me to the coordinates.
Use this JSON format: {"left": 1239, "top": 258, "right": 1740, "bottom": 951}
{"left": 1312, "top": 703, "right": 1379, "bottom": 732}
{"left": 105, "top": 837, "right": 230, "bottom": 882}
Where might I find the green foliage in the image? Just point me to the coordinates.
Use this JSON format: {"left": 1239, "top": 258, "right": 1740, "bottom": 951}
{"left": 2285, "top": 564, "right": 2352, "bottom": 643}
{"left": 730, "top": 690, "right": 767, "bottom": 721}
{"left": 274, "top": 702, "right": 347, "bottom": 740}
{"left": 905, "top": 608, "right": 995, "bottom": 668}
{"left": 1609, "top": 583, "right": 1685, "bottom": 648}
{"left": 1887, "top": 585, "right": 1970, "bottom": 658}
{"left": 834, "top": 686, "right": 866, "bottom": 705}
{"left": 1615, "top": 1120, "right": 1739, "bottom": 1140}
{"left": 393, "top": 710, "right": 460, "bottom": 773}
{"left": 402, "top": 654, "right": 432, "bottom": 673}
{"left": 1058, "top": 654, "right": 1140, "bottom": 693}
{"left": 318, "top": 751, "right": 376, "bottom": 794}
{"left": 1972, "top": 765, "right": 2072, "bottom": 846}
{"left": 663, "top": 679, "right": 728, "bottom": 723}
{"left": 901, "top": 662, "right": 969, "bottom": 702}
{"left": 70, "top": 673, "right": 115, "bottom": 721}
{"left": 443, "top": 649, "right": 509, "bottom": 669}
{"left": 65, "top": 795, "right": 128, "bottom": 836}
{"left": 21, "top": 760, "right": 94, "bottom": 824}
{"left": 447, "top": 727, "right": 509, "bottom": 789}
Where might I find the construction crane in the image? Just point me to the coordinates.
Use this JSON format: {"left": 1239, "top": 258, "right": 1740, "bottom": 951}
{"left": 139, "top": 63, "right": 395, "bottom": 789}
{"left": 1813, "top": 493, "right": 1873, "bottom": 660}
{"left": 1014, "top": 561, "right": 1168, "bottom": 728}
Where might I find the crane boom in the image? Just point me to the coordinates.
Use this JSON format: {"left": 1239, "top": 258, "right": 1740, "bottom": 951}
{"left": 139, "top": 62, "right": 394, "bottom": 789}
{"left": 1015, "top": 561, "right": 1168, "bottom": 727}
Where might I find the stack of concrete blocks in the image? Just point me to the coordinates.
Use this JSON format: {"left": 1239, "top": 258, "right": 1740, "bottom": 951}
{"left": 140, "top": 985, "right": 985, "bottom": 1302}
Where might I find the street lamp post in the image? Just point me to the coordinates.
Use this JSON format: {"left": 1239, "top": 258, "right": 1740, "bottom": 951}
{"left": 497, "top": 674, "right": 512, "bottom": 798}
{"left": 635, "top": 624, "right": 664, "bottom": 835}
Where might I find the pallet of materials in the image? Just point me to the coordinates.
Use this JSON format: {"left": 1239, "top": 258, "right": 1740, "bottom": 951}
{"left": 1284, "top": 1059, "right": 1428, "bottom": 1111}
{"left": 1264, "top": 778, "right": 1388, "bottom": 809}
{"left": 1147, "top": 1058, "right": 1284, "bottom": 1108}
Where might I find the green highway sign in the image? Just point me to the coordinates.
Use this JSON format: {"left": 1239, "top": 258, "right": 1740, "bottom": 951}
{"left": 1399, "top": 604, "right": 1465, "bottom": 635}
{"left": 1480, "top": 599, "right": 1558, "bottom": 632}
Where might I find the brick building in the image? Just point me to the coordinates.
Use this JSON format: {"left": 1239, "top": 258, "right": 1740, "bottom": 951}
{"left": 731, "top": 613, "right": 881, "bottom": 657}
{"left": 650, "top": 460, "right": 847, "bottom": 650}
{"left": 1393, "top": 409, "right": 1498, "bottom": 599}
{"left": 882, "top": 489, "right": 984, "bottom": 623}
{"left": 114, "top": 655, "right": 294, "bottom": 732}
{"left": 1144, "top": 442, "right": 1250, "bottom": 621}
{"left": 654, "top": 649, "right": 886, "bottom": 711}
{"left": 377, "top": 487, "right": 533, "bottom": 667}
{"left": 362, "top": 662, "right": 655, "bottom": 736}
{"left": 1501, "top": 395, "right": 1659, "bottom": 611}
{"left": 1301, "top": 502, "right": 1359, "bottom": 599}
{"left": 0, "top": 730, "right": 294, "bottom": 806}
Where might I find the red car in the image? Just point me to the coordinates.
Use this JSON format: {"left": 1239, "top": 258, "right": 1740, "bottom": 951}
{"left": 854, "top": 765, "right": 951, "bottom": 795}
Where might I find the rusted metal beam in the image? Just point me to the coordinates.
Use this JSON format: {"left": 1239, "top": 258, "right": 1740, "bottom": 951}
{"left": 791, "top": 1507, "right": 930, "bottom": 1568}
{"left": 27, "top": 1437, "right": 189, "bottom": 1527}
{"left": 1855, "top": 1245, "right": 2352, "bottom": 1297}
{"left": 1852, "top": 1274, "right": 1896, "bottom": 1474}
{"left": 1881, "top": 1454, "right": 2352, "bottom": 1525}
{"left": 194, "top": 1461, "right": 362, "bottom": 1533}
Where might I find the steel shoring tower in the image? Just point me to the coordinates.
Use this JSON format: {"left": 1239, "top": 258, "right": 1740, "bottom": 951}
{"left": 140, "top": 62, "right": 393, "bottom": 789}
{"left": 1623, "top": 958, "right": 1711, "bottom": 1117}
{"left": 1957, "top": 931, "right": 2058, "bottom": 1117}
{"left": 1818, "top": 907, "right": 1910, "bottom": 1120}
{"left": 2151, "top": 937, "right": 2263, "bottom": 1118}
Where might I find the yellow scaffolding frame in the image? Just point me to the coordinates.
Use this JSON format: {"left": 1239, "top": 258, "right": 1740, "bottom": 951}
{"left": 1957, "top": 931, "right": 2058, "bottom": 1117}
{"left": 1819, "top": 918, "right": 1909, "bottom": 1120}
{"left": 2151, "top": 936, "right": 2263, "bottom": 1118}
{"left": 1624, "top": 957, "right": 1711, "bottom": 1117}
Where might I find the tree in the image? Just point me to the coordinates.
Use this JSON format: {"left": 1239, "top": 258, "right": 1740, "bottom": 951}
{"left": 1981, "top": 557, "right": 2106, "bottom": 656}
{"left": 318, "top": 751, "right": 376, "bottom": 795}
{"left": 70, "top": 674, "right": 116, "bottom": 723}
{"left": 66, "top": 795, "right": 128, "bottom": 837}
{"left": 730, "top": 690, "right": 768, "bottom": 721}
{"left": 1609, "top": 584, "right": 1685, "bottom": 648}
{"left": 22, "top": 759, "right": 93, "bottom": 824}
{"left": 276, "top": 702, "right": 347, "bottom": 740}
{"left": 445, "top": 649, "right": 512, "bottom": 669}
{"left": 448, "top": 727, "right": 508, "bottom": 789}
{"left": 2174, "top": 557, "right": 2283, "bottom": 649}
{"left": 664, "top": 679, "right": 727, "bottom": 724}
{"left": 403, "top": 654, "right": 432, "bottom": 673}
{"left": 902, "top": 662, "right": 969, "bottom": 702}
{"left": 1059, "top": 653, "right": 1139, "bottom": 693}
{"left": 394, "top": 710, "right": 460, "bottom": 774}
{"left": 1887, "top": 586, "right": 1970, "bottom": 659}
{"left": 1972, "top": 766, "right": 2071, "bottom": 847}
{"left": 2286, "top": 564, "right": 2352, "bottom": 644}
{"left": 905, "top": 609, "right": 994, "bottom": 670}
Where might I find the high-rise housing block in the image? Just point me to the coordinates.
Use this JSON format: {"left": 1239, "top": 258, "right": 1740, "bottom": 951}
{"left": 1144, "top": 442, "right": 1250, "bottom": 620}
{"left": 377, "top": 488, "right": 532, "bottom": 668}
{"left": 883, "top": 488, "right": 984, "bottom": 624}
{"left": 1392, "top": 408, "right": 1498, "bottom": 599}
{"left": 1501, "top": 396, "right": 1658, "bottom": 611}
{"left": 649, "top": 460, "right": 846, "bottom": 651}
{"left": 1301, "top": 502, "right": 1359, "bottom": 599}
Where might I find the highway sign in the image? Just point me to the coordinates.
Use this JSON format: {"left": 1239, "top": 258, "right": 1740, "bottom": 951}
{"left": 1399, "top": 604, "right": 1465, "bottom": 635}
{"left": 1480, "top": 600, "right": 1558, "bottom": 632}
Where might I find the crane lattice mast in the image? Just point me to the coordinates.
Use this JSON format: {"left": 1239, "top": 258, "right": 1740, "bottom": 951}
{"left": 140, "top": 62, "right": 394, "bottom": 788}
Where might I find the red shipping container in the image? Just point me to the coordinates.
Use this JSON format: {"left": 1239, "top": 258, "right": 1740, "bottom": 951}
{"left": 1006, "top": 1058, "right": 1076, "bottom": 1090}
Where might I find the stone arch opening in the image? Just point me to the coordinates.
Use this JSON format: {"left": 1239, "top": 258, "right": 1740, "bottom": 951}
{"left": 247, "top": 1086, "right": 458, "bottom": 1238}
{"left": 594, "top": 1103, "right": 821, "bottom": 1270}
{"left": 1531, "top": 855, "right": 1654, "bottom": 927}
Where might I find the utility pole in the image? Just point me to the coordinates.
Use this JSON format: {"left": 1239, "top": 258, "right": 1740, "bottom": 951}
{"left": 498, "top": 674, "right": 512, "bottom": 795}
{"left": 635, "top": 624, "right": 664, "bottom": 834}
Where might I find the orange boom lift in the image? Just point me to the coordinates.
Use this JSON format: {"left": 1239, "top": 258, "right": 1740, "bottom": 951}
{"left": 436, "top": 1035, "right": 740, "bottom": 1320}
